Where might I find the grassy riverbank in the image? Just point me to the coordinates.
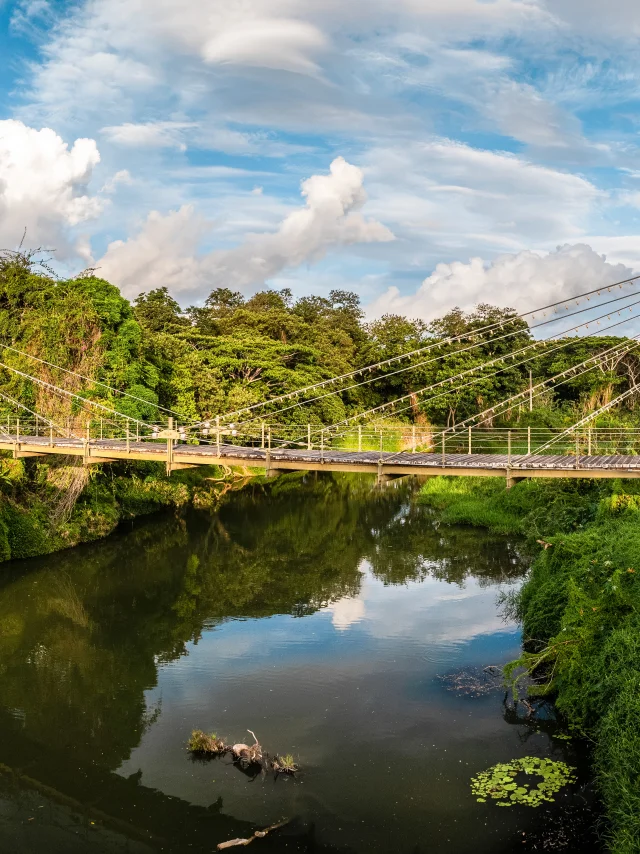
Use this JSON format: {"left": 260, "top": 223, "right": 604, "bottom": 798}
{"left": 420, "top": 475, "right": 640, "bottom": 854}
{"left": 0, "top": 456, "right": 244, "bottom": 563}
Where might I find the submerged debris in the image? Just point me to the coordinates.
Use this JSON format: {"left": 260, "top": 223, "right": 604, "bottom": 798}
{"left": 437, "top": 665, "right": 503, "bottom": 698}
{"left": 187, "top": 729, "right": 299, "bottom": 775}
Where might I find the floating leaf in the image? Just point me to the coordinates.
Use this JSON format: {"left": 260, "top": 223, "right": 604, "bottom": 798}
{"left": 470, "top": 757, "right": 577, "bottom": 808}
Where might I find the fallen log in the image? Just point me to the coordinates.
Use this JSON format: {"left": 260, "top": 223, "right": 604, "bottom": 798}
{"left": 217, "top": 819, "right": 291, "bottom": 849}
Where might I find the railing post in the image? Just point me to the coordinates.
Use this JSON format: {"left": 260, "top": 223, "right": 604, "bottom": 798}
{"left": 126, "top": 423, "right": 130, "bottom": 454}
{"left": 100, "top": 418, "right": 103, "bottom": 440}
{"left": 320, "top": 428, "right": 324, "bottom": 463}
{"left": 261, "top": 422, "right": 265, "bottom": 449}
{"left": 358, "top": 424, "right": 362, "bottom": 453}
{"left": 265, "top": 426, "right": 272, "bottom": 474}
{"left": 508, "top": 430, "right": 512, "bottom": 466}
{"left": 588, "top": 428, "right": 592, "bottom": 456}
{"left": 14, "top": 417, "right": 19, "bottom": 459}
{"left": 528, "top": 425, "right": 531, "bottom": 455}
{"left": 35, "top": 415, "right": 38, "bottom": 437}
{"left": 442, "top": 429, "right": 446, "bottom": 468}
{"left": 529, "top": 369, "right": 533, "bottom": 412}
{"left": 468, "top": 425, "right": 472, "bottom": 455}
{"left": 575, "top": 432, "right": 580, "bottom": 469}
{"left": 307, "top": 423, "right": 311, "bottom": 451}
{"left": 216, "top": 415, "right": 220, "bottom": 457}
{"left": 49, "top": 425, "right": 53, "bottom": 447}
{"left": 412, "top": 424, "right": 416, "bottom": 453}
{"left": 167, "top": 416, "right": 173, "bottom": 473}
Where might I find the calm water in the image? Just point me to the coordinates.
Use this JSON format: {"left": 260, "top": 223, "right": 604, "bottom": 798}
{"left": 0, "top": 475, "right": 600, "bottom": 853}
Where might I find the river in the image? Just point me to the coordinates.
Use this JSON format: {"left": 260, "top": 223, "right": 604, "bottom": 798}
{"left": 0, "top": 474, "right": 601, "bottom": 853}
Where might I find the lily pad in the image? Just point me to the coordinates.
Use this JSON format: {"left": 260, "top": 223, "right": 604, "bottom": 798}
{"left": 470, "top": 757, "right": 577, "bottom": 808}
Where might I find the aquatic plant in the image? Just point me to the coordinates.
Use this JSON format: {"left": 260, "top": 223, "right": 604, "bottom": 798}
{"left": 471, "top": 757, "right": 576, "bottom": 807}
{"left": 187, "top": 730, "right": 227, "bottom": 755}
{"left": 272, "top": 754, "right": 299, "bottom": 775}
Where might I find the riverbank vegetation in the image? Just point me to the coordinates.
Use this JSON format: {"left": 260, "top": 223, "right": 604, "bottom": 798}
{"left": 420, "top": 475, "right": 640, "bottom": 852}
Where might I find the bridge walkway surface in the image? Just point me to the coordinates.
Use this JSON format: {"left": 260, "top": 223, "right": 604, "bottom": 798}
{"left": 2, "top": 434, "right": 640, "bottom": 483}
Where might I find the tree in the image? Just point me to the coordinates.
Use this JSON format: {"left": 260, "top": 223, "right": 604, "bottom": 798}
{"left": 134, "top": 287, "right": 187, "bottom": 333}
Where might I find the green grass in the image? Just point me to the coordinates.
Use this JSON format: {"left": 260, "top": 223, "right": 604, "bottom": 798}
{"left": 419, "top": 475, "right": 640, "bottom": 852}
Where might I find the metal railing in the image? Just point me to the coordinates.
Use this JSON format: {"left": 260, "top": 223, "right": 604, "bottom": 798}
{"left": 3, "top": 413, "right": 640, "bottom": 467}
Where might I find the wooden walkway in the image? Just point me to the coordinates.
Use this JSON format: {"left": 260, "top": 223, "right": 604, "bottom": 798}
{"left": 2, "top": 434, "right": 640, "bottom": 484}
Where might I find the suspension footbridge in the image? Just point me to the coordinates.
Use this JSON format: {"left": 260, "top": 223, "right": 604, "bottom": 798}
{"left": 3, "top": 426, "right": 640, "bottom": 486}
{"left": 2, "top": 273, "right": 640, "bottom": 486}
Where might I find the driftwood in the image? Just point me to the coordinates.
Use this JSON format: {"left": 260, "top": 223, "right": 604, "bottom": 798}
{"left": 217, "top": 819, "right": 291, "bottom": 849}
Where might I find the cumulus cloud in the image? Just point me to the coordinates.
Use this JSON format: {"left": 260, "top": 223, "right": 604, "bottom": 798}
{"left": 0, "top": 119, "right": 102, "bottom": 251}
{"left": 368, "top": 244, "right": 634, "bottom": 321}
{"left": 96, "top": 205, "right": 211, "bottom": 294}
{"left": 98, "top": 156, "right": 394, "bottom": 298}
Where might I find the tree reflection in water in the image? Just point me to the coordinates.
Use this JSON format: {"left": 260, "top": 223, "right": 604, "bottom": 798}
{"left": 0, "top": 473, "right": 529, "bottom": 852}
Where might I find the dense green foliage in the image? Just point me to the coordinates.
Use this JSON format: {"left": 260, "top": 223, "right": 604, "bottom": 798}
{"left": 1, "top": 249, "right": 637, "bottom": 565}
{"left": 132, "top": 283, "right": 640, "bottom": 427}
{"left": 2, "top": 250, "right": 638, "bottom": 431}
{"left": 420, "top": 475, "right": 640, "bottom": 852}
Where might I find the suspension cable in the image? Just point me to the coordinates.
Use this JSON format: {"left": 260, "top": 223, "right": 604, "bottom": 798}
{"left": 218, "top": 272, "right": 640, "bottom": 422}
{"left": 227, "top": 288, "right": 640, "bottom": 429}
{"left": 313, "top": 301, "right": 640, "bottom": 435}
{"left": 0, "top": 342, "right": 189, "bottom": 423}
{"left": 276, "top": 330, "right": 640, "bottom": 454}
{"left": 0, "top": 389, "right": 67, "bottom": 436}
{"left": 518, "top": 383, "right": 640, "bottom": 461}
{"left": 377, "top": 334, "right": 640, "bottom": 439}
{"left": 0, "top": 360, "right": 151, "bottom": 429}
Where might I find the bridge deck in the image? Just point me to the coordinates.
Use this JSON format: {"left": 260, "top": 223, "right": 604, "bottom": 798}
{"left": 1, "top": 434, "right": 640, "bottom": 480}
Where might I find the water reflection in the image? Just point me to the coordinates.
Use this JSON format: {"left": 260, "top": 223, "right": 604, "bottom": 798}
{"left": 0, "top": 474, "right": 598, "bottom": 853}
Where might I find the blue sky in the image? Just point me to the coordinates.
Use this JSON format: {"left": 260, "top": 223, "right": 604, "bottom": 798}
{"left": 2, "top": 0, "right": 640, "bottom": 317}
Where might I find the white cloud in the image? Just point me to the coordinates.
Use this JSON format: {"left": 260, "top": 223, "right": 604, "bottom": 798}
{"left": 0, "top": 119, "right": 102, "bottom": 251}
{"left": 201, "top": 17, "right": 328, "bottom": 75}
{"left": 97, "top": 156, "right": 394, "bottom": 298}
{"left": 95, "top": 205, "right": 210, "bottom": 295}
{"left": 541, "top": 0, "right": 640, "bottom": 38}
{"left": 368, "top": 243, "right": 634, "bottom": 321}
{"left": 17, "top": 0, "right": 546, "bottom": 134}
{"left": 363, "top": 139, "right": 602, "bottom": 259}
{"left": 101, "top": 169, "right": 132, "bottom": 194}
{"left": 101, "top": 121, "right": 196, "bottom": 150}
